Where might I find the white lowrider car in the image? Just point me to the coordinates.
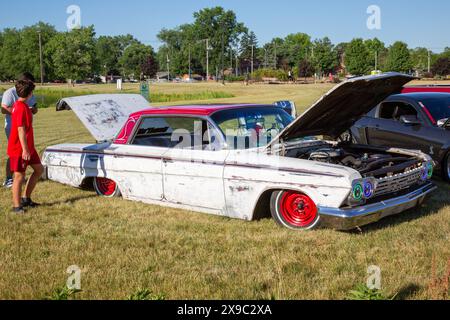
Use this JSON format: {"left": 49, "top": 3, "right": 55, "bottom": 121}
{"left": 43, "top": 73, "right": 436, "bottom": 230}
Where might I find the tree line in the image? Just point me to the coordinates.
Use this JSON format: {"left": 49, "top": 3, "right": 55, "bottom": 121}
{"left": 0, "top": 6, "right": 449, "bottom": 83}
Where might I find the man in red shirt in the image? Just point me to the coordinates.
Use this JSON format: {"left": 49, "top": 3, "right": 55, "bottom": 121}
{"left": 7, "top": 80, "right": 44, "bottom": 213}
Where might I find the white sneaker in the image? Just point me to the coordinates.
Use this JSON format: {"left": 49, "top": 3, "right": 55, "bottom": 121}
{"left": 3, "top": 179, "right": 13, "bottom": 188}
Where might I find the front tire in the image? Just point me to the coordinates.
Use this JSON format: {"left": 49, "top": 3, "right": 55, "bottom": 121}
{"left": 93, "top": 177, "right": 121, "bottom": 198}
{"left": 443, "top": 152, "right": 450, "bottom": 182}
{"left": 270, "top": 190, "right": 320, "bottom": 230}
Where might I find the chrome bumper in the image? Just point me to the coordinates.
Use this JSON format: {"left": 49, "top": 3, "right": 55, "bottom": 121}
{"left": 318, "top": 183, "right": 436, "bottom": 231}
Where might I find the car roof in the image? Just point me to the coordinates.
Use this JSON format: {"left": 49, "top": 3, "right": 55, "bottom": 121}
{"left": 129, "top": 104, "right": 276, "bottom": 117}
{"left": 390, "top": 92, "right": 450, "bottom": 100}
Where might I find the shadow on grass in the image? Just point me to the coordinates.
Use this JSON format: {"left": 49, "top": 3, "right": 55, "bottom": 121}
{"left": 353, "top": 180, "right": 450, "bottom": 234}
{"left": 394, "top": 283, "right": 422, "bottom": 300}
{"left": 41, "top": 194, "right": 97, "bottom": 207}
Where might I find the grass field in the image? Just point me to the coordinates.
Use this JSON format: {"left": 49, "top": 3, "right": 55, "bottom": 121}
{"left": 0, "top": 81, "right": 449, "bottom": 300}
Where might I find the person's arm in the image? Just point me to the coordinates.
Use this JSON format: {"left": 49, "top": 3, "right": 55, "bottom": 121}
{"left": 18, "top": 126, "right": 31, "bottom": 161}
{"left": 31, "top": 104, "right": 38, "bottom": 115}
{"left": 1, "top": 103, "right": 12, "bottom": 115}
{"left": 1, "top": 90, "right": 14, "bottom": 115}
{"left": 29, "top": 96, "right": 38, "bottom": 115}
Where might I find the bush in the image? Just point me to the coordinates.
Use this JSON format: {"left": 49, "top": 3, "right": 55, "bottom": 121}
{"left": 225, "top": 75, "right": 245, "bottom": 82}
{"left": 251, "top": 68, "right": 288, "bottom": 81}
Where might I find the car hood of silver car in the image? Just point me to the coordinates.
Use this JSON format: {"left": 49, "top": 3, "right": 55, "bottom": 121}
{"left": 269, "top": 72, "right": 416, "bottom": 146}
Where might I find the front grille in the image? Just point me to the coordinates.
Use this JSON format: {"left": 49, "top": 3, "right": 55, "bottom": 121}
{"left": 374, "top": 167, "right": 423, "bottom": 197}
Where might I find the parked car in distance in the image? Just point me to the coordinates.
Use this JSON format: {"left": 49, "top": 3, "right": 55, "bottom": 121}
{"left": 42, "top": 73, "right": 436, "bottom": 231}
{"left": 351, "top": 92, "right": 450, "bottom": 181}
{"left": 402, "top": 85, "right": 450, "bottom": 94}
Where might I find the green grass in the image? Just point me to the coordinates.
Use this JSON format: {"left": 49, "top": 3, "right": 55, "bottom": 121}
{"left": 0, "top": 82, "right": 449, "bottom": 300}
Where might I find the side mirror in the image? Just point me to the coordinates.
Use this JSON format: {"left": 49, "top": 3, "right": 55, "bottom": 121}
{"left": 437, "top": 118, "right": 449, "bottom": 128}
{"left": 400, "top": 115, "right": 421, "bottom": 125}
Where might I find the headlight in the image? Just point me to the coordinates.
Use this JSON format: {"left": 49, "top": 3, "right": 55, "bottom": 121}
{"left": 363, "top": 179, "right": 376, "bottom": 199}
{"left": 420, "top": 161, "right": 434, "bottom": 181}
{"left": 351, "top": 178, "right": 377, "bottom": 202}
{"left": 426, "top": 162, "right": 433, "bottom": 179}
{"left": 352, "top": 182, "right": 364, "bottom": 201}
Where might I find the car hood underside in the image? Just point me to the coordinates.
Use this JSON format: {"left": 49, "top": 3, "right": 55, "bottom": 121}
{"left": 269, "top": 72, "right": 416, "bottom": 147}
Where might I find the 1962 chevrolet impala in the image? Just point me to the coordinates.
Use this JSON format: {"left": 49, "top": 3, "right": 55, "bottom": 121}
{"left": 43, "top": 73, "right": 436, "bottom": 231}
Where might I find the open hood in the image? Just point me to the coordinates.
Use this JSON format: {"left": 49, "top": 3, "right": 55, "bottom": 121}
{"left": 57, "top": 94, "right": 150, "bottom": 142}
{"left": 269, "top": 73, "right": 415, "bottom": 146}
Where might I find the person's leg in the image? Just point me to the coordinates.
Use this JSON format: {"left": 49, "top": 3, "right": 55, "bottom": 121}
{"left": 4, "top": 123, "right": 13, "bottom": 185}
{"left": 6, "top": 158, "right": 12, "bottom": 180}
{"left": 23, "top": 163, "right": 44, "bottom": 200}
{"left": 12, "top": 171, "right": 25, "bottom": 208}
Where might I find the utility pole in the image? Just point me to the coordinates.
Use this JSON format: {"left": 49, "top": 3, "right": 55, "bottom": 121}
{"left": 38, "top": 30, "right": 44, "bottom": 85}
{"left": 264, "top": 48, "right": 268, "bottom": 68}
{"left": 274, "top": 44, "right": 277, "bottom": 69}
{"left": 375, "top": 51, "right": 378, "bottom": 70}
{"left": 206, "top": 39, "right": 209, "bottom": 81}
{"left": 251, "top": 44, "right": 254, "bottom": 74}
{"left": 221, "top": 30, "right": 225, "bottom": 85}
{"left": 166, "top": 53, "right": 170, "bottom": 81}
{"left": 235, "top": 55, "right": 239, "bottom": 76}
{"left": 188, "top": 45, "right": 192, "bottom": 80}
{"left": 428, "top": 49, "right": 431, "bottom": 73}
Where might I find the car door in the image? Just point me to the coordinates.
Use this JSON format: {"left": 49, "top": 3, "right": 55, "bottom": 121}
{"left": 366, "top": 100, "right": 434, "bottom": 154}
{"left": 162, "top": 117, "right": 229, "bottom": 211}
{"left": 118, "top": 116, "right": 177, "bottom": 201}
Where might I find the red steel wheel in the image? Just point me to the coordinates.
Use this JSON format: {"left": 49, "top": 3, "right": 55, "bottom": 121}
{"left": 270, "top": 190, "right": 319, "bottom": 230}
{"left": 93, "top": 177, "right": 121, "bottom": 198}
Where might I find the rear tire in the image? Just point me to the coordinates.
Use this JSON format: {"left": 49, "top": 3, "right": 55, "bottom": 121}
{"left": 93, "top": 177, "right": 121, "bottom": 198}
{"left": 270, "top": 190, "right": 320, "bottom": 230}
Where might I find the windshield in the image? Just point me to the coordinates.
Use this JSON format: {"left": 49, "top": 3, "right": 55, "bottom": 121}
{"left": 419, "top": 96, "right": 450, "bottom": 123}
{"left": 211, "top": 107, "right": 294, "bottom": 149}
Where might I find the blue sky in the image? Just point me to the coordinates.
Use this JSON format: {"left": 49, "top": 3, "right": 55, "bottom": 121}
{"left": 0, "top": 0, "right": 448, "bottom": 52}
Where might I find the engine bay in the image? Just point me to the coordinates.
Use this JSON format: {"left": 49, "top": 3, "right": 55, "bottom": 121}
{"left": 285, "top": 142, "right": 424, "bottom": 178}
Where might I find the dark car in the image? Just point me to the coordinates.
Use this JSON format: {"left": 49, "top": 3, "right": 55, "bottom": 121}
{"left": 351, "top": 92, "right": 450, "bottom": 181}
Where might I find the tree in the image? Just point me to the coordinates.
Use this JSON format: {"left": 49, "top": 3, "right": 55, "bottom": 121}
{"left": 157, "top": 7, "right": 247, "bottom": 77}
{"left": 298, "top": 59, "right": 314, "bottom": 79}
{"left": 191, "top": 7, "right": 247, "bottom": 76}
{"left": 282, "top": 33, "right": 312, "bottom": 68}
{"left": 45, "top": 26, "right": 97, "bottom": 82}
{"left": 0, "top": 28, "right": 22, "bottom": 80}
{"left": 140, "top": 54, "right": 159, "bottom": 79}
{"left": 312, "top": 37, "right": 338, "bottom": 75}
{"left": 239, "top": 31, "right": 258, "bottom": 68}
{"left": 385, "top": 41, "right": 412, "bottom": 73}
{"left": 345, "top": 38, "right": 371, "bottom": 75}
{"left": 410, "top": 47, "right": 434, "bottom": 75}
{"left": 364, "top": 38, "right": 386, "bottom": 70}
{"left": 432, "top": 57, "right": 450, "bottom": 76}
{"left": 119, "top": 43, "right": 157, "bottom": 79}
{"left": 264, "top": 37, "right": 285, "bottom": 69}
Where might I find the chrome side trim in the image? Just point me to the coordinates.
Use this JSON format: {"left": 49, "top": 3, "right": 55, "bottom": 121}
{"left": 318, "top": 183, "right": 436, "bottom": 230}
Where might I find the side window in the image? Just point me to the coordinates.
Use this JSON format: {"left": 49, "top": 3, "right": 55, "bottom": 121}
{"left": 379, "top": 102, "right": 418, "bottom": 122}
{"left": 131, "top": 116, "right": 221, "bottom": 150}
